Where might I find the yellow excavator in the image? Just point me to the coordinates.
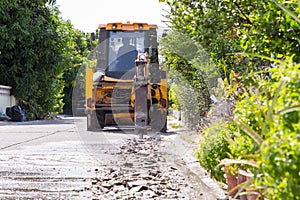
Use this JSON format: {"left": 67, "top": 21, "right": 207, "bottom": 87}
{"left": 85, "top": 22, "right": 168, "bottom": 136}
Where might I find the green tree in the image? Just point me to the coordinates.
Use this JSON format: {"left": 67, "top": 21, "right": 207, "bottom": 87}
{"left": 160, "top": 31, "right": 212, "bottom": 127}
{"left": 161, "top": 0, "right": 300, "bottom": 77}
{"left": 0, "top": 0, "right": 89, "bottom": 119}
{"left": 60, "top": 25, "right": 90, "bottom": 114}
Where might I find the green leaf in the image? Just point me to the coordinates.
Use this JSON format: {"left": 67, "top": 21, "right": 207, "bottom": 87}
{"left": 278, "top": 105, "right": 300, "bottom": 115}
{"left": 231, "top": 117, "right": 264, "bottom": 145}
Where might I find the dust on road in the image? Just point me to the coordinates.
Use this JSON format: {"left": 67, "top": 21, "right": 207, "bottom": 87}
{"left": 0, "top": 118, "right": 225, "bottom": 199}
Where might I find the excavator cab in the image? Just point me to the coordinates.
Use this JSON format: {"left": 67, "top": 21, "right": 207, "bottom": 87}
{"left": 85, "top": 22, "right": 168, "bottom": 133}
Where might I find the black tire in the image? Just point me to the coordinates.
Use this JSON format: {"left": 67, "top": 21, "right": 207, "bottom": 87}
{"left": 87, "top": 111, "right": 99, "bottom": 131}
{"left": 160, "top": 120, "right": 167, "bottom": 133}
{"left": 149, "top": 106, "right": 167, "bottom": 132}
{"left": 87, "top": 110, "right": 105, "bottom": 131}
{"left": 97, "top": 110, "right": 105, "bottom": 129}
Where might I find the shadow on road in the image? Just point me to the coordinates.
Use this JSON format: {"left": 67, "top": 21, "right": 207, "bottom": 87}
{"left": 0, "top": 116, "right": 78, "bottom": 126}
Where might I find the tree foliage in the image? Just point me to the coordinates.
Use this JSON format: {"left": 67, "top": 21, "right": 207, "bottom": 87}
{"left": 0, "top": 0, "right": 89, "bottom": 119}
{"left": 162, "top": 0, "right": 300, "bottom": 76}
{"left": 160, "top": 31, "right": 212, "bottom": 127}
{"left": 60, "top": 24, "right": 90, "bottom": 115}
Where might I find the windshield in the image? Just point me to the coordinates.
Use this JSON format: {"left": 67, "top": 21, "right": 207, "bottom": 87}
{"left": 107, "top": 31, "right": 146, "bottom": 72}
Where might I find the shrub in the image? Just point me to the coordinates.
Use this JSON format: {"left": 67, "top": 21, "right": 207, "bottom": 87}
{"left": 257, "top": 61, "right": 299, "bottom": 199}
{"left": 230, "top": 59, "right": 300, "bottom": 199}
{"left": 196, "top": 121, "right": 234, "bottom": 182}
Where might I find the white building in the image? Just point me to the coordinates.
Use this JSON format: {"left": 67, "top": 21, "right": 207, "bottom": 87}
{"left": 0, "top": 85, "right": 15, "bottom": 113}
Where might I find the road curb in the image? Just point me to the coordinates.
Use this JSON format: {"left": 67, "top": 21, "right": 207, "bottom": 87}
{"left": 166, "top": 117, "right": 229, "bottom": 199}
{"left": 179, "top": 136, "right": 228, "bottom": 199}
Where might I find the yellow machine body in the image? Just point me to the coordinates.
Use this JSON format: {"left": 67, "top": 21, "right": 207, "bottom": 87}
{"left": 85, "top": 22, "right": 168, "bottom": 132}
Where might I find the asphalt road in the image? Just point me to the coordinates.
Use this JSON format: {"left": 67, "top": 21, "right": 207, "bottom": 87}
{"left": 0, "top": 116, "right": 226, "bottom": 199}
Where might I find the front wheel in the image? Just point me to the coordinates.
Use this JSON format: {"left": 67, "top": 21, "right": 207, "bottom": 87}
{"left": 87, "top": 110, "right": 105, "bottom": 131}
{"left": 149, "top": 106, "right": 167, "bottom": 133}
{"left": 97, "top": 110, "right": 105, "bottom": 129}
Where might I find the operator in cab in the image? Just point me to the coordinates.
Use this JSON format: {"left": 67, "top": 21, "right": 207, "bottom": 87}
{"left": 116, "top": 38, "right": 138, "bottom": 70}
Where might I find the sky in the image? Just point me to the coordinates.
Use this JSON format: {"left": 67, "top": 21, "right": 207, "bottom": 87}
{"left": 55, "top": 0, "right": 169, "bottom": 33}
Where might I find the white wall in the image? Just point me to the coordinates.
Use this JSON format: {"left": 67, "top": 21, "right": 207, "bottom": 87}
{"left": 0, "top": 85, "right": 13, "bottom": 113}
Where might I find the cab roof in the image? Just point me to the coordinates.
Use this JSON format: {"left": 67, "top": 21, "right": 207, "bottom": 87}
{"left": 98, "top": 22, "right": 157, "bottom": 31}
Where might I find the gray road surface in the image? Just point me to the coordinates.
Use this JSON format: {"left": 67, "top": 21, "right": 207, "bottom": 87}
{"left": 0, "top": 117, "right": 226, "bottom": 199}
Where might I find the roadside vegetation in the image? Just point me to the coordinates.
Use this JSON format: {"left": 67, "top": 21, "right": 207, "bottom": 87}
{"left": 0, "top": 0, "right": 95, "bottom": 119}
{"left": 160, "top": 0, "right": 300, "bottom": 199}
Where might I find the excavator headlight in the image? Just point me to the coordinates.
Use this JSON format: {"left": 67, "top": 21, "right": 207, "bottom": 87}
{"left": 138, "top": 24, "right": 143, "bottom": 29}
{"left": 152, "top": 84, "right": 158, "bottom": 89}
{"left": 112, "top": 24, "right": 117, "bottom": 29}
